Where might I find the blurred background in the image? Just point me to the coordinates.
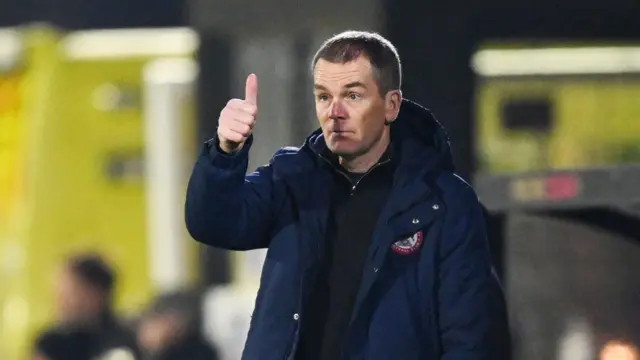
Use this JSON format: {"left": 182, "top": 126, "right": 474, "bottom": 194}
{"left": 1, "top": 0, "right": 640, "bottom": 359}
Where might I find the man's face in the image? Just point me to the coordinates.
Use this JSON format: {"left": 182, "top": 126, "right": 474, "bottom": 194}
{"left": 313, "top": 56, "right": 400, "bottom": 158}
{"left": 55, "top": 267, "right": 102, "bottom": 324}
{"left": 137, "top": 313, "right": 185, "bottom": 353}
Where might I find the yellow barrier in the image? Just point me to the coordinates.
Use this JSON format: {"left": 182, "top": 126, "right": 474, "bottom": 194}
{"left": 473, "top": 44, "right": 640, "bottom": 174}
{"left": 0, "top": 25, "right": 199, "bottom": 360}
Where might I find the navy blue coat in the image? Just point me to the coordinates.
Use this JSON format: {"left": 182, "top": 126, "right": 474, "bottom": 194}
{"left": 185, "top": 99, "right": 510, "bottom": 360}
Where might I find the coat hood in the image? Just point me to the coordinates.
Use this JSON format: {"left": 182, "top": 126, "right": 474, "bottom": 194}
{"left": 306, "top": 98, "right": 454, "bottom": 175}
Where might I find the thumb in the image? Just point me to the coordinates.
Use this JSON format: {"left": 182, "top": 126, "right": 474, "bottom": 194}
{"left": 245, "top": 73, "right": 258, "bottom": 105}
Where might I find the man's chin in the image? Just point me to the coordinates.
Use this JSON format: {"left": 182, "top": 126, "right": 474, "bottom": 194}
{"left": 327, "top": 143, "right": 363, "bottom": 158}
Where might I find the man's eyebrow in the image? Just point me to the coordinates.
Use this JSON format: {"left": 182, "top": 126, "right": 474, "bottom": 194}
{"left": 344, "top": 81, "right": 366, "bottom": 89}
{"left": 314, "top": 82, "right": 367, "bottom": 91}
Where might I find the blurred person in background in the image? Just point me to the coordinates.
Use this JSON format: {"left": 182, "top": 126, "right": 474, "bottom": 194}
{"left": 186, "top": 30, "right": 509, "bottom": 359}
{"left": 136, "top": 290, "right": 219, "bottom": 360}
{"left": 32, "top": 254, "right": 140, "bottom": 360}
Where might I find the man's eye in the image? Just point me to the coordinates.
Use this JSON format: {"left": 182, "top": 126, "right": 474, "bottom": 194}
{"left": 348, "top": 93, "right": 361, "bottom": 100}
{"left": 317, "top": 94, "right": 329, "bottom": 101}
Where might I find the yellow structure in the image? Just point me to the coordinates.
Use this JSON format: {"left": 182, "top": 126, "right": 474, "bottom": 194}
{"left": 473, "top": 44, "right": 640, "bottom": 174}
{"left": 0, "top": 26, "right": 198, "bottom": 359}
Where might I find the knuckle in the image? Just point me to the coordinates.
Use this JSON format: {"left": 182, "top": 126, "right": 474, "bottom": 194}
{"left": 219, "top": 107, "right": 230, "bottom": 120}
{"left": 247, "top": 104, "right": 258, "bottom": 117}
{"left": 233, "top": 98, "right": 246, "bottom": 108}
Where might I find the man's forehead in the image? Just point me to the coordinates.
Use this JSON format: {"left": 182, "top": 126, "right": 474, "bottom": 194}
{"left": 314, "top": 58, "right": 374, "bottom": 87}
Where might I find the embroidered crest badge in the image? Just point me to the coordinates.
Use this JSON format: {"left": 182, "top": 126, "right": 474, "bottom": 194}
{"left": 391, "top": 231, "right": 424, "bottom": 255}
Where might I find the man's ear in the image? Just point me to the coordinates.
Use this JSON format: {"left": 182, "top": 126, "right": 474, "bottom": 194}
{"left": 384, "top": 90, "right": 402, "bottom": 125}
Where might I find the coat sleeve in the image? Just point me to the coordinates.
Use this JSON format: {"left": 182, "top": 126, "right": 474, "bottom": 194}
{"left": 437, "top": 177, "right": 511, "bottom": 360}
{"left": 185, "top": 136, "right": 282, "bottom": 250}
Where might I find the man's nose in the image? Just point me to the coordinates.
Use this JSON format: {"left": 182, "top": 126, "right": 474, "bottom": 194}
{"left": 329, "top": 99, "right": 347, "bottom": 119}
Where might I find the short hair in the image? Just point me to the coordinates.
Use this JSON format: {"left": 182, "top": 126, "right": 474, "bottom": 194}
{"left": 67, "top": 254, "right": 115, "bottom": 296}
{"left": 311, "top": 30, "right": 402, "bottom": 95}
{"left": 143, "top": 290, "right": 202, "bottom": 334}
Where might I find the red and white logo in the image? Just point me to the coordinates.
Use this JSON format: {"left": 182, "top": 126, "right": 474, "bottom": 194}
{"left": 391, "top": 231, "right": 424, "bottom": 255}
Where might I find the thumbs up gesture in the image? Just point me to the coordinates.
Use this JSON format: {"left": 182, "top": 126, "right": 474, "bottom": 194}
{"left": 217, "top": 74, "right": 258, "bottom": 154}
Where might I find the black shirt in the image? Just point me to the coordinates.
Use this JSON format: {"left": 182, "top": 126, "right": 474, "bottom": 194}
{"left": 149, "top": 335, "right": 220, "bottom": 360}
{"left": 34, "top": 317, "right": 140, "bottom": 360}
{"left": 296, "top": 151, "right": 395, "bottom": 360}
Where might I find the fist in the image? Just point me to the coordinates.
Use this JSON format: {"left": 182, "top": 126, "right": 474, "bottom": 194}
{"left": 217, "top": 74, "right": 258, "bottom": 154}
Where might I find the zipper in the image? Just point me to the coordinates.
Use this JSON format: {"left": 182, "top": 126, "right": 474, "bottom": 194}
{"left": 349, "top": 158, "right": 391, "bottom": 194}
{"left": 317, "top": 154, "right": 391, "bottom": 195}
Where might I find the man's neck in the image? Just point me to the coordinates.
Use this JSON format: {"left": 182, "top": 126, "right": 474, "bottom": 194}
{"left": 339, "top": 135, "right": 390, "bottom": 173}
{"left": 61, "top": 308, "right": 112, "bottom": 330}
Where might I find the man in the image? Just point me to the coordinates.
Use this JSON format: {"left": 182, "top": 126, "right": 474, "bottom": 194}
{"left": 136, "top": 290, "right": 220, "bottom": 360}
{"left": 33, "top": 254, "right": 140, "bottom": 360}
{"left": 185, "top": 31, "right": 510, "bottom": 359}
